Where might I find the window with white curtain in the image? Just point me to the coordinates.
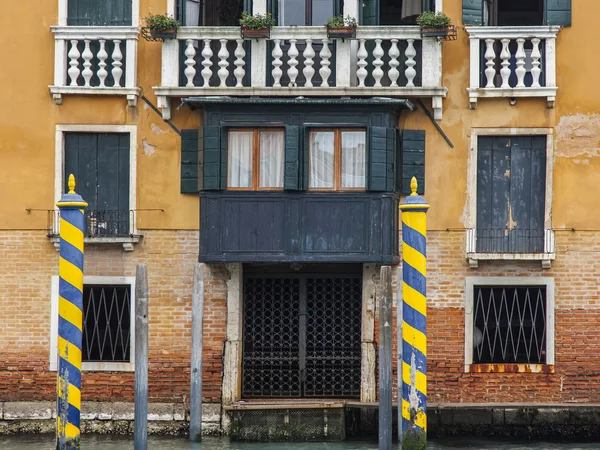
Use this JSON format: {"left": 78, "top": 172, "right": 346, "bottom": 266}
{"left": 309, "top": 129, "right": 366, "bottom": 190}
{"left": 227, "top": 129, "right": 285, "bottom": 190}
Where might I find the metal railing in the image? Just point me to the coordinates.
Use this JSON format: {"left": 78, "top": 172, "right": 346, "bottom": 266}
{"left": 466, "top": 228, "right": 554, "bottom": 254}
{"left": 50, "top": 209, "right": 134, "bottom": 238}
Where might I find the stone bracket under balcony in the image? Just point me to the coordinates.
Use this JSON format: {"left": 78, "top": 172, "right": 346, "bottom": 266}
{"left": 49, "top": 26, "right": 141, "bottom": 106}
{"left": 466, "top": 26, "right": 560, "bottom": 109}
{"left": 153, "top": 26, "right": 446, "bottom": 121}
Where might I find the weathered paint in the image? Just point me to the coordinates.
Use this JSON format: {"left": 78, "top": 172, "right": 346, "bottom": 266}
{"left": 56, "top": 175, "right": 87, "bottom": 450}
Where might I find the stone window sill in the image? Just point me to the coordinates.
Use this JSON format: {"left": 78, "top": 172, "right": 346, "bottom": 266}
{"left": 467, "top": 252, "right": 556, "bottom": 269}
{"left": 50, "top": 235, "right": 141, "bottom": 252}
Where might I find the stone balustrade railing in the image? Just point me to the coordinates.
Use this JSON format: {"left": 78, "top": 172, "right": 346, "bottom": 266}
{"left": 49, "top": 26, "right": 140, "bottom": 106}
{"left": 153, "top": 26, "right": 446, "bottom": 120}
{"left": 466, "top": 26, "right": 560, "bottom": 109}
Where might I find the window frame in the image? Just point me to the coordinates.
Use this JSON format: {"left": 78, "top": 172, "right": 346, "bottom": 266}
{"left": 308, "top": 128, "right": 367, "bottom": 192}
{"left": 49, "top": 275, "right": 136, "bottom": 372}
{"left": 58, "top": 0, "right": 140, "bottom": 26}
{"left": 464, "top": 276, "right": 555, "bottom": 373}
{"left": 226, "top": 128, "right": 286, "bottom": 191}
{"left": 465, "top": 128, "right": 554, "bottom": 267}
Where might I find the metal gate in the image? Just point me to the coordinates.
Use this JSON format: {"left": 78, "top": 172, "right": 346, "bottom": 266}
{"left": 242, "top": 274, "right": 362, "bottom": 399}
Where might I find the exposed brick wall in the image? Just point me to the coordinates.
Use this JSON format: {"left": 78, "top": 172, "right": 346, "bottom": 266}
{"left": 0, "top": 230, "right": 226, "bottom": 404}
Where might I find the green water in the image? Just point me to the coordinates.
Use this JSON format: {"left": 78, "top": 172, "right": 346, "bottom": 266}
{"left": 3, "top": 435, "right": 600, "bottom": 449}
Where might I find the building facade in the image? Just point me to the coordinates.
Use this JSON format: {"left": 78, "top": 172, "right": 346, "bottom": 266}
{"left": 1, "top": 0, "right": 597, "bottom": 438}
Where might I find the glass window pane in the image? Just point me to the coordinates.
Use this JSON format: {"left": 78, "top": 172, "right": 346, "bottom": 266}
{"left": 227, "top": 131, "right": 254, "bottom": 188}
{"left": 341, "top": 131, "right": 366, "bottom": 188}
{"left": 309, "top": 131, "right": 335, "bottom": 189}
{"left": 279, "top": 0, "right": 306, "bottom": 26}
{"left": 259, "top": 131, "right": 285, "bottom": 188}
{"left": 312, "top": 0, "right": 334, "bottom": 25}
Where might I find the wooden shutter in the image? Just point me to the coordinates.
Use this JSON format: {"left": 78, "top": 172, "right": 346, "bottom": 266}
{"left": 367, "top": 127, "right": 396, "bottom": 192}
{"left": 545, "top": 0, "right": 571, "bottom": 26}
{"left": 203, "top": 126, "right": 222, "bottom": 191}
{"left": 67, "top": 0, "right": 132, "bottom": 26}
{"left": 181, "top": 129, "right": 200, "bottom": 194}
{"left": 64, "top": 133, "right": 99, "bottom": 212}
{"left": 362, "top": 0, "right": 379, "bottom": 25}
{"left": 401, "top": 130, "right": 425, "bottom": 195}
{"left": 302, "top": 127, "right": 310, "bottom": 190}
{"left": 284, "top": 126, "right": 302, "bottom": 190}
{"left": 462, "top": 0, "right": 484, "bottom": 25}
{"left": 96, "top": 133, "right": 130, "bottom": 213}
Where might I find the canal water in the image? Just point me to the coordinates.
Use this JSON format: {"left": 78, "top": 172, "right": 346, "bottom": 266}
{"left": 3, "top": 435, "right": 600, "bottom": 449}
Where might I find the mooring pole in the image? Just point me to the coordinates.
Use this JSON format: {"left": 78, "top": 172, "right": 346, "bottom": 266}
{"left": 399, "top": 177, "right": 429, "bottom": 450}
{"left": 56, "top": 174, "right": 87, "bottom": 450}
{"left": 134, "top": 264, "right": 149, "bottom": 450}
{"left": 190, "top": 262, "right": 205, "bottom": 441}
{"left": 396, "top": 268, "right": 403, "bottom": 446}
{"left": 378, "top": 266, "right": 393, "bottom": 450}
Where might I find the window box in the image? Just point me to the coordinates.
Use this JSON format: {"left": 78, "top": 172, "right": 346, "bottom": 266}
{"left": 326, "top": 25, "right": 356, "bottom": 39}
{"left": 420, "top": 25, "right": 456, "bottom": 40}
{"left": 241, "top": 26, "right": 270, "bottom": 39}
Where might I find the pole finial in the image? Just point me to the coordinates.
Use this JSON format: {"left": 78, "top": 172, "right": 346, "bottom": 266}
{"left": 410, "top": 176, "right": 418, "bottom": 196}
{"left": 68, "top": 174, "right": 76, "bottom": 194}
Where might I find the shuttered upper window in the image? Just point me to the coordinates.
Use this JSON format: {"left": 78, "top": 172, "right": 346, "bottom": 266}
{"left": 67, "top": 0, "right": 133, "bottom": 26}
{"left": 462, "top": 0, "right": 571, "bottom": 26}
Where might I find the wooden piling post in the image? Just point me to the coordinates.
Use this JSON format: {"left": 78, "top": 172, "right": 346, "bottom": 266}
{"left": 134, "top": 264, "right": 149, "bottom": 450}
{"left": 396, "top": 268, "right": 403, "bottom": 446}
{"left": 190, "top": 263, "right": 205, "bottom": 441}
{"left": 379, "top": 266, "right": 393, "bottom": 450}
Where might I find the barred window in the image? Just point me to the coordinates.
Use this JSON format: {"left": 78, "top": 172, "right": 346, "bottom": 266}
{"left": 83, "top": 285, "right": 131, "bottom": 363}
{"left": 473, "top": 285, "right": 547, "bottom": 364}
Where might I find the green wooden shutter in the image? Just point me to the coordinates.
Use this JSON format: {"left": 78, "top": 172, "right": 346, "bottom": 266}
{"left": 181, "top": 129, "right": 200, "bottom": 194}
{"left": 462, "top": 0, "right": 483, "bottom": 25}
{"left": 302, "top": 127, "right": 310, "bottom": 190}
{"left": 67, "top": 0, "right": 132, "bottom": 26}
{"left": 284, "top": 126, "right": 301, "bottom": 190}
{"left": 545, "top": 0, "right": 571, "bottom": 26}
{"left": 269, "top": 0, "right": 279, "bottom": 23}
{"left": 65, "top": 133, "right": 99, "bottom": 212}
{"left": 362, "top": 0, "right": 379, "bottom": 25}
{"left": 220, "top": 127, "right": 228, "bottom": 190}
{"left": 401, "top": 130, "right": 425, "bottom": 195}
{"left": 367, "top": 126, "right": 395, "bottom": 192}
{"left": 203, "top": 126, "right": 222, "bottom": 191}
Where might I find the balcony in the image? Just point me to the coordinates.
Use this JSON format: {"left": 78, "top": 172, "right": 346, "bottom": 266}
{"left": 153, "top": 26, "right": 446, "bottom": 120}
{"left": 466, "top": 26, "right": 560, "bottom": 109}
{"left": 466, "top": 228, "right": 555, "bottom": 269}
{"left": 49, "top": 26, "right": 140, "bottom": 106}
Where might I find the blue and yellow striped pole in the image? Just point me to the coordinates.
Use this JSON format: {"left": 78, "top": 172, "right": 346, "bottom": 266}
{"left": 56, "top": 174, "right": 87, "bottom": 450}
{"left": 399, "top": 177, "right": 429, "bottom": 450}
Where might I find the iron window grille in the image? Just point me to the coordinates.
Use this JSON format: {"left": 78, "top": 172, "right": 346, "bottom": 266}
{"left": 473, "top": 285, "right": 547, "bottom": 364}
{"left": 49, "top": 209, "right": 134, "bottom": 238}
{"left": 82, "top": 284, "right": 132, "bottom": 363}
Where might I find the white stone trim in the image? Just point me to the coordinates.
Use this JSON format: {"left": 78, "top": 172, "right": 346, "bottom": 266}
{"left": 466, "top": 128, "right": 554, "bottom": 268}
{"left": 54, "top": 124, "right": 138, "bottom": 246}
{"left": 57, "top": 0, "right": 140, "bottom": 26}
{"left": 222, "top": 263, "right": 243, "bottom": 404}
{"left": 49, "top": 275, "right": 136, "bottom": 372}
{"left": 464, "top": 276, "right": 555, "bottom": 372}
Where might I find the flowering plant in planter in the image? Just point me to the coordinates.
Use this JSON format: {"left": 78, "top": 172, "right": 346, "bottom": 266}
{"left": 142, "top": 13, "right": 180, "bottom": 41}
{"left": 325, "top": 15, "right": 357, "bottom": 39}
{"left": 416, "top": 11, "right": 456, "bottom": 40}
{"left": 239, "top": 11, "right": 276, "bottom": 38}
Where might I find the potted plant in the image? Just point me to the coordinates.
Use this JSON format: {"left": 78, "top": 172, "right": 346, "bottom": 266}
{"left": 326, "top": 15, "right": 357, "bottom": 39}
{"left": 239, "top": 11, "right": 276, "bottom": 39}
{"left": 142, "top": 13, "right": 180, "bottom": 41}
{"left": 416, "top": 11, "right": 456, "bottom": 40}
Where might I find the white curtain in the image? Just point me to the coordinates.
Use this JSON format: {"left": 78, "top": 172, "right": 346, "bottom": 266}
{"left": 341, "top": 131, "right": 366, "bottom": 188}
{"left": 402, "top": 0, "right": 422, "bottom": 19}
{"left": 309, "top": 131, "right": 335, "bottom": 189}
{"left": 227, "top": 131, "right": 253, "bottom": 188}
{"left": 185, "top": 0, "right": 201, "bottom": 26}
{"left": 259, "top": 131, "right": 285, "bottom": 188}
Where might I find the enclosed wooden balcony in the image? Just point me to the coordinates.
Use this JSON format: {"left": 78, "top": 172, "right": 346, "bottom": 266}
{"left": 153, "top": 26, "right": 446, "bottom": 120}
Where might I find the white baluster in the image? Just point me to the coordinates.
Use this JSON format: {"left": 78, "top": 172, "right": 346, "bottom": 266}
{"left": 184, "top": 39, "right": 197, "bottom": 87}
{"left": 272, "top": 39, "right": 283, "bottom": 88}
{"left": 530, "top": 38, "right": 542, "bottom": 88}
{"left": 287, "top": 39, "right": 299, "bottom": 87}
{"left": 356, "top": 39, "right": 368, "bottom": 88}
{"left": 97, "top": 40, "right": 108, "bottom": 87}
{"left": 500, "top": 38, "right": 511, "bottom": 89}
{"left": 404, "top": 39, "right": 417, "bottom": 88}
{"left": 303, "top": 39, "right": 315, "bottom": 87}
{"left": 217, "top": 39, "right": 230, "bottom": 88}
{"left": 388, "top": 39, "right": 400, "bottom": 87}
{"left": 111, "top": 40, "right": 123, "bottom": 87}
{"left": 81, "top": 39, "right": 93, "bottom": 87}
{"left": 319, "top": 38, "right": 331, "bottom": 87}
{"left": 515, "top": 38, "right": 526, "bottom": 88}
{"left": 234, "top": 39, "right": 246, "bottom": 88}
{"left": 201, "top": 39, "right": 213, "bottom": 88}
{"left": 372, "top": 39, "right": 384, "bottom": 87}
{"left": 484, "top": 39, "right": 496, "bottom": 88}
{"left": 67, "top": 40, "right": 81, "bottom": 86}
